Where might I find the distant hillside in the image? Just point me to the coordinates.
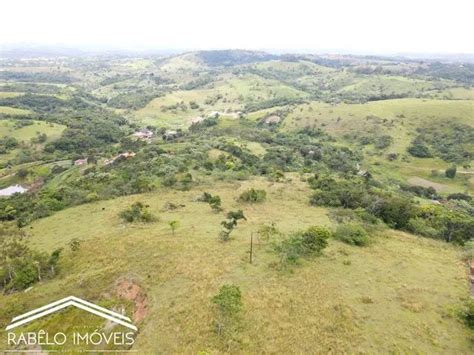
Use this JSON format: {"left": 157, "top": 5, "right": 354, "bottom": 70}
{"left": 195, "top": 49, "right": 278, "bottom": 67}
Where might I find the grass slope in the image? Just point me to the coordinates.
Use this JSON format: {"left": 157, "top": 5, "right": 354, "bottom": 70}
{"left": 0, "top": 178, "right": 471, "bottom": 353}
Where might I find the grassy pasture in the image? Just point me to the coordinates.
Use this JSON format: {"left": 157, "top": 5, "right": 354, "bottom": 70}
{"left": 0, "top": 120, "right": 65, "bottom": 143}
{"left": 134, "top": 74, "right": 308, "bottom": 127}
{"left": 0, "top": 106, "right": 32, "bottom": 115}
{"left": 283, "top": 98, "right": 473, "bottom": 152}
{"left": 338, "top": 75, "right": 447, "bottom": 96}
{"left": 0, "top": 120, "right": 66, "bottom": 167}
{"left": 0, "top": 92, "right": 23, "bottom": 99}
{"left": 430, "top": 87, "right": 474, "bottom": 100}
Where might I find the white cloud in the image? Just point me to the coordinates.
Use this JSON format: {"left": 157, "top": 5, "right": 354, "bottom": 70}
{"left": 1, "top": 0, "right": 473, "bottom": 53}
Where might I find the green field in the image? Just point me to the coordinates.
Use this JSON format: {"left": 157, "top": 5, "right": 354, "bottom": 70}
{"left": 0, "top": 120, "right": 65, "bottom": 142}
{"left": 0, "top": 106, "right": 32, "bottom": 115}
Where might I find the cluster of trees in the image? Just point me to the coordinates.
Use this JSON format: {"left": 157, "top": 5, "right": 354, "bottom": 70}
{"left": 408, "top": 123, "right": 474, "bottom": 162}
{"left": 108, "top": 90, "right": 162, "bottom": 110}
{"left": 0, "top": 71, "right": 73, "bottom": 84}
{"left": 308, "top": 174, "right": 474, "bottom": 244}
{"left": 357, "top": 134, "right": 393, "bottom": 149}
{"left": 0, "top": 225, "right": 62, "bottom": 292}
{"left": 0, "top": 117, "right": 363, "bottom": 226}
{"left": 0, "top": 136, "right": 18, "bottom": 154}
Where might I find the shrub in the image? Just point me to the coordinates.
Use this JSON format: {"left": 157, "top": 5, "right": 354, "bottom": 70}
{"left": 169, "top": 220, "right": 179, "bottom": 235}
{"left": 212, "top": 284, "right": 243, "bottom": 343}
{"left": 198, "top": 192, "right": 222, "bottom": 211}
{"left": 274, "top": 226, "right": 331, "bottom": 264}
{"left": 447, "top": 193, "right": 471, "bottom": 202}
{"left": 407, "top": 142, "right": 432, "bottom": 158}
{"left": 407, "top": 218, "right": 439, "bottom": 238}
{"left": 12, "top": 262, "right": 38, "bottom": 290}
{"left": 212, "top": 284, "right": 243, "bottom": 318}
{"left": 239, "top": 188, "right": 267, "bottom": 203}
{"left": 309, "top": 175, "right": 369, "bottom": 209}
{"left": 334, "top": 223, "right": 370, "bottom": 246}
{"left": 119, "top": 202, "right": 157, "bottom": 223}
{"left": 197, "top": 192, "right": 213, "bottom": 202}
{"left": 300, "top": 226, "right": 332, "bottom": 254}
{"left": 68, "top": 238, "right": 82, "bottom": 252}
{"left": 374, "top": 135, "right": 393, "bottom": 149}
{"left": 257, "top": 222, "right": 280, "bottom": 243}
{"left": 463, "top": 299, "right": 474, "bottom": 329}
{"left": 445, "top": 165, "right": 457, "bottom": 178}
{"left": 401, "top": 185, "right": 438, "bottom": 199}
{"left": 209, "top": 195, "right": 222, "bottom": 212}
{"left": 368, "top": 194, "right": 417, "bottom": 229}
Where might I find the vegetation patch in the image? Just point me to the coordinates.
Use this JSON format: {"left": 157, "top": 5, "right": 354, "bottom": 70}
{"left": 119, "top": 202, "right": 157, "bottom": 223}
{"left": 238, "top": 188, "right": 267, "bottom": 203}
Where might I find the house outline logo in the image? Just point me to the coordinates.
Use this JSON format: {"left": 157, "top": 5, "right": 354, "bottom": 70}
{"left": 5, "top": 296, "right": 137, "bottom": 331}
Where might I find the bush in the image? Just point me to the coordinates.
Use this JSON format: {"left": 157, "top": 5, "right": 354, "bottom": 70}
{"left": 447, "top": 193, "right": 471, "bottom": 202}
{"left": 407, "top": 142, "right": 432, "bottom": 158}
{"left": 445, "top": 165, "right": 457, "bottom": 178}
{"left": 239, "top": 188, "right": 267, "bottom": 203}
{"left": 12, "top": 263, "right": 38, "bottom": 290}
{"left": 68, "top": 238, "right": 82, "bottom": 252}
{"left": 407, "top": 218, "right": 439, "bottom": 238}
{"left": 119, "top": 202, "right": 157, "bottom": 223}
{"left": 374, "top": 135, "right": 393, "bottom": 149}
{"left": 212, "top": 284, "right": 243, "bottom": 344}
{"left": 198, "top": 192, "right": 222, "bottom": 211}
{"left": 334, "top": 223, "right": 370, "bottom": 246}
{"left": 274, "top": 226, "right": 331, "bottom": 264}
{"left": 300, "top": 226, "right": 332, "bottom": 254}
{"left": 257, "top": 223, "right": 280, "bottom": 243}
{"left": 401, "top": 185, "right": 438, "bottom": 199}
{"left": 309, "top": 175, "right": 369, "bottom": 209}
{"left": 209, "top": 196, "right": 222, "bottom": 212}
{"left": 368, "top": 194, "right": 417, "bottom": 229}
{"left": 212, "top": 284, "right": 243, "bottom": 318}
{"left": 463, "top": 299, "right": 474, "bottom": 329}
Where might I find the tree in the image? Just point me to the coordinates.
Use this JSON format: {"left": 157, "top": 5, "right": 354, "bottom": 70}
{"left": 219, "top": 210, "right": 246, "bottom": 241}
{"left": 16, "top": 168, "right": 29, "bottom": 178}
{"left": 169, "top": 220, "right": 179, "bottom": 236}
{"left": 209, "top": 196, "right": 222, "bottom": 212}
{"left": 445, "top": 165, "right": 457, "bottom": 178}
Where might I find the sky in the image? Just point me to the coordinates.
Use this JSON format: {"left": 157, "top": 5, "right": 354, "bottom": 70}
{"left": 1, "top": 0, "right": 473, "bottom": 54}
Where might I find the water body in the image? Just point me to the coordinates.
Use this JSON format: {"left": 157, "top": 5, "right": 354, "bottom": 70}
{"left": 0, "top": 184, "right": 28, "bottom": 197}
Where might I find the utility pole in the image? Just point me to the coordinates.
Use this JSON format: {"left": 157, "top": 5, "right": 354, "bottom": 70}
{"left": 249, "top": 232, "right": 253, "bottom": 264}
